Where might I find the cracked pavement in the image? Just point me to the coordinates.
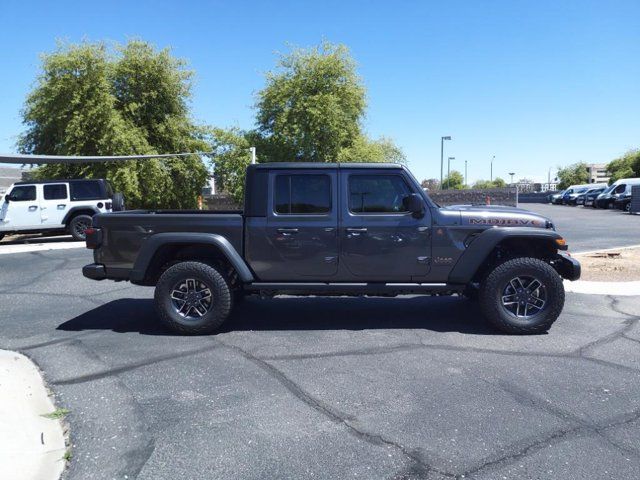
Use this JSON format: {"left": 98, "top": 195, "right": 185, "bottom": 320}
{"left": 0, "top": 245, "right": 639, "bottom": 479}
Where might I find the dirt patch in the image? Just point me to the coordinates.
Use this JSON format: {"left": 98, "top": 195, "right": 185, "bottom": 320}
{"left": 573, "top": 247, "right": 640, "bottom": 281}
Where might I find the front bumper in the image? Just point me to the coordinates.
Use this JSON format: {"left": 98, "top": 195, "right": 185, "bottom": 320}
{"left": 554, "top": 253, "right": 581, "bottom": 281}
{"left": 83, "top": 263, "right": 107, "bottom": 281}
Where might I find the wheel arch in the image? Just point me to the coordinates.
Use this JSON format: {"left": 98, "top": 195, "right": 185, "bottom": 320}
{"left": 62, "top": 207, "right": 99, "bottom": 226}
{"left": 131, "top": 233, "right": 254, "bottom": 286}
{"left": 448, "top": 228, "right": 564, "bottom": 284}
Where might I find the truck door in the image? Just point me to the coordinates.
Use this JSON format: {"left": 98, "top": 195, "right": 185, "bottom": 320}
{"left": 2, "top": 184, "right": 41, "bottom": 229}
{"left": 262, "top": 170, "right": 339, "bottom": 280}
{"left": 40, "top": 183, "right": 69, "bottom": 226}
{"left": 339, "top": 170, "right": 431, "bottom": 281}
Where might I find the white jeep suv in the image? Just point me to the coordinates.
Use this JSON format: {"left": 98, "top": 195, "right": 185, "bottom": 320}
{"left": 0, "top": 179, "right": 123, "bottom": 242}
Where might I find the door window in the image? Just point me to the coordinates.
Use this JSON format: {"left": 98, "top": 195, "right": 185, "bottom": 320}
{"left": 348, "top": 175, "right": 411, "bottom": 213}
{"left": 43, "top": 184, "right": 67, "bottom": 200}
{"left": 70, "top": 181, "right": 102, "bottom": 200}
{"left": 9, "top": 185, "right": 36, "bottom": 201}
{"left": 274, "top": 175, "right": 331, "bottom": 214}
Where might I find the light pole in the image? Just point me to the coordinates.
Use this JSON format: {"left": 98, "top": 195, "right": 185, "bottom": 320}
{"left": 440, "top": 136, "right": 452, "bottom": 187}
{"left": 464, "top": 160, "right": 468, "bottom": 187}
{"left": 249, "top": 146, "right": 256, "bottom": 164}
{"left": 447, "top": 156, "right": 455, "bottom": 189}
{"left": 491, "top": 155, "right": 495, "bottom": 182}
{"left": 509, "top": 172, "right": 515, "bottom": 185}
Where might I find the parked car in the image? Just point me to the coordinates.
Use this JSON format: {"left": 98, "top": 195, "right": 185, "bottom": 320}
{"left": 562, "top": 186, "right": 590, "bottom": 205}
{"left": 594, "top": 178, "right": 640, "bottom": 209}
{"left": 83, "top": 162, "right": 580, "bottom": 335}
{"left": 577, "top": 187, "right": 605, "bottom": 206}
{"left": 614, "top": 192, "right": 633, "bottom": 212}
{"left": 549, "top": 190, "right": 565, "bottom": 204}
{"left": 583, "top": 188, "right": 605, "bottom": 207}
{"left": 0, "top": 179, "right": 124, "bottom": 242}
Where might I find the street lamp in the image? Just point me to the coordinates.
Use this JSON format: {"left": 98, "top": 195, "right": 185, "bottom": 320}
{"left": 491, "top": 155, "right": 495, "bottom": 182}
{"left": 464, "top": 160, "right": 468, "bottom": 187}
{"left": 509, "top": 172, "right": 515, "bottom": 185}
{"left": 447, "top": 156, "right": 455, "bottom": 189}
{"left": 440, "top": 136, "right": 452, "bottom": 186}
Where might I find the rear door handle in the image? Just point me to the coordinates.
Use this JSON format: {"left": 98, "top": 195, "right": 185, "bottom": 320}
{"left": 346, "top": 227, "right": 367, "bottom": 236}
{"left": 277, "top": 228, "right": 299, "bottom": 235}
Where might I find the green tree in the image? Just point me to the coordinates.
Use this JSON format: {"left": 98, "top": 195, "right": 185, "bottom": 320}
{"left": 255, "top": 41, "right": 402, "bottom": 164}
{"left": 336, "top": 135, "right": 406, "bottom": 163}
{"left": 443, "top": 170, "right": 465, "bottom": 189}
{"left": 556, "top": 162, "right": 589, "bottom": 190}
{"left": 19, "top": 40, "right": 208, "bottom": 208}
{"left": 209, "top": 127, "right": 253, "bottom": 203}
{"left": 606, "top": 150, "right": 640, "bottom": 183}
{"left": 471, "top": 177, "right": 506, "bottom": 189}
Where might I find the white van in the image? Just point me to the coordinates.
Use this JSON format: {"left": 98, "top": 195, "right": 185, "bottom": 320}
{"left": 594, "top": 178, "right": 640, "bottom": 209}
{"left": 561, "top": 183, "right": 607, "bottom": 205}
{"left": 0, "top": 179, "right": 123, "bottom": 242}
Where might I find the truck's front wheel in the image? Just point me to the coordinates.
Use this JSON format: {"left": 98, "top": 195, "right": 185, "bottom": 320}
{"left": 478, "top": 257, "right": 565, "bottom": 334}
{"left": 155, "top": 261, "right": 232, "bottom": 335}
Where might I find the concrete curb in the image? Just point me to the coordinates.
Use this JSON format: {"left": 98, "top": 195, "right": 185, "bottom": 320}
{"left": 0, "top": 350, "right": 66, "bottom": 480}
{"left": 564, "top": 280, "right": 640, "bottom": 296}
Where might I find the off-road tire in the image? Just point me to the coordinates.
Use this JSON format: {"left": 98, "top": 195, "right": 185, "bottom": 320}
{"left": 479, "top": 257, "right": 564, "bottom": 334}
{"left": 155, "top": 261, "right": 232, "bottom": 335}
{"left": 69, "top": 214, "right": 93, "bottom": 241}
{"left": 112, "top": 192, "right": 125, "bottom": 212}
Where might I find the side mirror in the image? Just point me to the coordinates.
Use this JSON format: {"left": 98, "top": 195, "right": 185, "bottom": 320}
{"left": 4, "top": 195, "right": 10, "bottom": 203}
{"left": 404, "top": 193, "right": 424, "bottom": 218}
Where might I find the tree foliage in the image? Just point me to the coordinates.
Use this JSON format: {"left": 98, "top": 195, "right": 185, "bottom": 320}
{"left": 208, "top": 127, "right": 253, "bottom": 204}
{"left": 443, "top": 170, "right": 465, "bottom": 190}
{"left": 556, "top": 162, "right": 589, "bottom": 190}
{"left": 19, "top": 40, "right": 209, "bottom": 208}
{"left": 606, "top": 150, "right": 640, "bottom": 184}
{"left": 420, "top": 178, "right": 440, "bottom": 191}
{"left": 472, "top": 177, "right": 506, "bottom": 189}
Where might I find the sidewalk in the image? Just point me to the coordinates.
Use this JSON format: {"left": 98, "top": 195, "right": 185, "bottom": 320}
{"left": 0, "top": 350, "right": 66, "bottom": 480}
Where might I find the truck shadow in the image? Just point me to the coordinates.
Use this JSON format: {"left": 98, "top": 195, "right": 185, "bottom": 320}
{"left": 57, "top": 296, "right": 499, "bottom": 335}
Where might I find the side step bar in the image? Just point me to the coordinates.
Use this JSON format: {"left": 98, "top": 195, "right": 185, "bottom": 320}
{"left": 244, "top": 282, "right": 464, "bottom": 296}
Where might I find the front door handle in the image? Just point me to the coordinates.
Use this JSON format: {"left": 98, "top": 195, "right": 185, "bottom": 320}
{"left": 346, "top": 227, "right": 368, "bottom": 233}
{"left": 28, "top": 205, "right": 38, "bottom": 211}
{"left": 277, "top": 228, "right": 299, "bottom": 235}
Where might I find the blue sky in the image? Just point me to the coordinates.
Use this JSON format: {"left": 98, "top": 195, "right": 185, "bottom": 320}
{"left": 1, "top": 0, "right": 639, "bottom": 183}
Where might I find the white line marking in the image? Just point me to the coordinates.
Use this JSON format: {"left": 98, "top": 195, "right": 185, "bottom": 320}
{"left": 0, "top": 241, "right": 85, "bottom": 255}
{"left": 572, "top": 244, "right": 640, "bottom": 255}
{"left": 564, "top": 280, "right": 640, "bottom": 296}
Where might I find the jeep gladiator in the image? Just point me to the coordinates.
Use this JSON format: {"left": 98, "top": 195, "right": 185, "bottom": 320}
{"left": 83, "top": 163, "right": 580, "bottom": 334}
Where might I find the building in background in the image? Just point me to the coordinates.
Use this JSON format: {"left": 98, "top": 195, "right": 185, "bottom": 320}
{"left": 586, "top": 163, "right": 610, "bottom": 184}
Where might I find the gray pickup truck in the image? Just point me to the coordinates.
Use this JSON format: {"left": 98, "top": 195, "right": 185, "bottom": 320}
{"left": 83, "top": 163, "right": 580, "bottom": 334}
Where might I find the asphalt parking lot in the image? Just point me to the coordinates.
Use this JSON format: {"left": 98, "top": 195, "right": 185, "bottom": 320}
{"left": 0, "top": 204, "right": 639, "bottom": 480}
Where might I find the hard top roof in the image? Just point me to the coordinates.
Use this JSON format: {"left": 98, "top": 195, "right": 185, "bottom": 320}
{"left": 249, "top": 162, "right": 403, "bottom": 170}
{"left": 13, "top": 178, "right": 107, "bottom": 185}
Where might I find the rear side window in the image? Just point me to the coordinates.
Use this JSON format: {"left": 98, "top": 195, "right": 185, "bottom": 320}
{"left": 70, "top": 181, "right": 103, "bottom": 201}
{"left": 43, "top": 184, "right": 67, "bottom": 200}
{"left": 349, "top": 175, "right": 411, "bottom": 213}
{"left": 274, "top": 175, "right": 331, "bottom": 214}
{"left": 9, "top": 185, "right": 36, "bottom": 201}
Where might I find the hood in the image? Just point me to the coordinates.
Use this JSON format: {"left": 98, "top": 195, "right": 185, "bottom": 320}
{"left": 439, "top": 205, "right": 553, "bottom": 229}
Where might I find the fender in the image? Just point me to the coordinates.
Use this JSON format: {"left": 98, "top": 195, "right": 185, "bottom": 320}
{"left": 129, "top": 232, "right": 254, "bottom": 284}
{"left": 62, "top": 206, "right": 100, "bottom": 225}
{"left": 447, "top": 227, "right": 564, "bottom": 284}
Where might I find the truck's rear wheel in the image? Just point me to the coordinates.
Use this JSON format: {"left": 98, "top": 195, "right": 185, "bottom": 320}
{"left": 154, "top": 261, "right": 232, "bottom": 335}
{"left": 478, "top": 257, "right": 564, "bottom": 334}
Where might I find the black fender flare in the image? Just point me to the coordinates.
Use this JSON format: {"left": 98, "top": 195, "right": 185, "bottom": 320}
{"left": 447, "top": 227, "right": 564, "bottom": 284}
{"left": 62, "top": 206, "right": 100, "bottom": 225}
{"left": 129, "top": 232, "right": 254, "bottom": 284}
